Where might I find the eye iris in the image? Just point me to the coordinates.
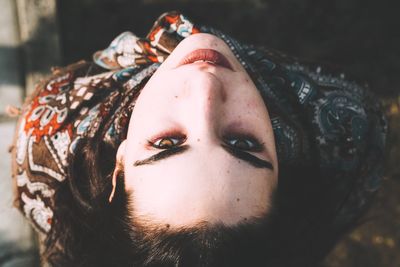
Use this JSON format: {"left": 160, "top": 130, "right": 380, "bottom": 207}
{"left": 233, "top": 139, "right": 251, "bottom": 149}
{"left": 159, "top": 138, "right": 174, "bottom": 148}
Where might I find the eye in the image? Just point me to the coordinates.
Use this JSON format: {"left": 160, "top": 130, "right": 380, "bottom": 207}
{"left": 224, "top": 135, "right": 263, "bottom": 152}
{"left": 148, "top": 136, "right": 185, "bottom": 149}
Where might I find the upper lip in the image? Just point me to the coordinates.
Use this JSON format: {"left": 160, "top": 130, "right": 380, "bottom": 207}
{"left": 177, "top": 49, "right": 233, "bottom": 70}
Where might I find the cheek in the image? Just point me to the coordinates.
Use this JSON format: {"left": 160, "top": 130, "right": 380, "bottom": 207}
{"left": 224, "top": 75, "right": 266, "bottom": 113}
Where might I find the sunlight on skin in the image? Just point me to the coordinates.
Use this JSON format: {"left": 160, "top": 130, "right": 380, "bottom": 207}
{"left": 116, "top": 33, "right": 278, "bottom": 229}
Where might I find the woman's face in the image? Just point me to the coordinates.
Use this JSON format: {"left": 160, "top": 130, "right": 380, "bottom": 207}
{"left": 119, "top": 33, "right": 278, "bottom": 229}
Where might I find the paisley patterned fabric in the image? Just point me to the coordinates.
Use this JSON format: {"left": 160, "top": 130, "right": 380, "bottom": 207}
{"left": 10, "top": 11, "right": 386, "bottom": 235}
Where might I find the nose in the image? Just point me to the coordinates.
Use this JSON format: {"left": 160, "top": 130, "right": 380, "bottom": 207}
{"left": 184, "top": 71, "right": 228, "bottom": 135}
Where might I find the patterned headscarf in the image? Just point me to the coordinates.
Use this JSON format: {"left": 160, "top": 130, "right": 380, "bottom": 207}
{"left": 11, "top": 11, "right": 386, "bottom": 235}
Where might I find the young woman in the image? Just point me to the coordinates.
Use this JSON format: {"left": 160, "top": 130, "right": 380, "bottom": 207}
{"left": 10, "top": 11, "right": 386, "bottom": 266}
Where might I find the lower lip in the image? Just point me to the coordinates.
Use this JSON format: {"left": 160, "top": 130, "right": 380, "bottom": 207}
{"left": 177, "top": 49, "right": 233, "bottom": 70}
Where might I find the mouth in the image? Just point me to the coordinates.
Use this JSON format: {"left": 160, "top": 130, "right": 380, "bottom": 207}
{"left": 177, "top": 49, "right": 233, "bottom": 70}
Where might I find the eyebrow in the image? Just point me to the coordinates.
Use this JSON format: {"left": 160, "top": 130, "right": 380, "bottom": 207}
{"left": 133, "top": 144, "right": 273, "bottom": 170}
{"left": 221, "top": 144, "right": 274, "bottom": 170}
{"left": 133, "top": 145, "right": 189, "bottom": 166}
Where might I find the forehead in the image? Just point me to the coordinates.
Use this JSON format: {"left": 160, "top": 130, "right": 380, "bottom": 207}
{"left": 124, "top": 144, "right": 276, "bottom": 227}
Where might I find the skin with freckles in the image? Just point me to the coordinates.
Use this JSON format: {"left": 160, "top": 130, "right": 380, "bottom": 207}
{"left": 116, "top": 33, "right": 278, "bottom": 229}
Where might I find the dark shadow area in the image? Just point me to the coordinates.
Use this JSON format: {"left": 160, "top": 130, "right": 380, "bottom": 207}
{"left": 22, "top": 15, "right": 61, "bottom": 75}
{"left": 57, "top": 0, "right": 399, "bottom": 97}
{"left": 0, "top": 15, "right": 60, "bottom": 89}
{"left": 0, "top": 46, "right": 24, "bottom": 87}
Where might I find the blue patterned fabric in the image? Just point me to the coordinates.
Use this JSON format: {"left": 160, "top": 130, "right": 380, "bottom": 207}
{"left": 238, "top": 41, "right": 387, "bottom": 226}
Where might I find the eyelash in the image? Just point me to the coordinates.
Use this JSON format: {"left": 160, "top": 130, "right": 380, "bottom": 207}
{"left": 148, "top": 136, "right": 185, "bottom": 149}
{"left": 147, "top": 133, "right": 263, "bottom": 152}
{"left": 147, "top": 130, "right": 186, "bottom": 149}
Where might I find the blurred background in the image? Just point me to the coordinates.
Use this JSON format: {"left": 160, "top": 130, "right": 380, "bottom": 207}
{"left": 0, "top": 0, "right": 399, "bottom": 266}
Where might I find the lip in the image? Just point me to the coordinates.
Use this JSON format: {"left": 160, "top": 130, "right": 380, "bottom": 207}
{"left": 177, "top": 49, "right": 233, "bottom": 70}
